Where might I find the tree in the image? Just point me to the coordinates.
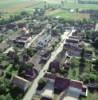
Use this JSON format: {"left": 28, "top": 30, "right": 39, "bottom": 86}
{"left": 93, "top": 59, "right": 98, "bottom": 71}
{"left": 80, "top": 48, "right": 85, "bottom": 58}
{"left": 26, "top": 63, "right": 34, "bottom": 70}
{"left": 79, "top": 48, "right": 86, "bottom": 74}
{"left": 0, "top": 95, "right": 6, "bottom": 100}
{"left": 80, "top": 73, "right": 89, "bottom": 83}
{"left": 94, "top": 37, "right": 98, "bottom": 49}
{"left": 37, "top": 79, "right": 48, "bottom": 90}
{"left": 89, "top": 74, "right": 97, "bottom": 83}
{"left": 26, "top": 48, "right": 34, "bottom": 57}
{"left": 0, "top": 79, "right": 10, "bottom": 95}
{"left": 20, "top": 11, "right": 28, "bottom": 16}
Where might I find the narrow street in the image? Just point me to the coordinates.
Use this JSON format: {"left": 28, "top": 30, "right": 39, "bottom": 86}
{"left": 25, "top": 29, "right": 46, "bottom": 49}
{"left": 3, "top": 28, "right": 46, "bottom": 54}
{"left": 23, "top": 29, "right": 76, "bottom": 100}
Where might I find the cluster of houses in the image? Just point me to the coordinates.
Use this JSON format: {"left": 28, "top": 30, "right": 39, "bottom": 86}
{"left": 40, "top": 50, "right": 52, "bottom": 63}
{"left": 11, "top": 75, "right": 30, "bottom": 92}
{"left": 74, "top": 23, "right": 95, "bottom": 31}
{"left": 13, "top": 34, "right": 32, "bottom": 48}
{"left": 63, "top": 31, "right": 93, "bottom": 59}
{"left": 0, "top": 23, "right": 27, "bottom": 31}
{"left": 10, "top": 67, "right": 38, "bottom": 92}
{"left": 0, "top": 8, "right": 97, "bottom": 99}
{"left": 64, "top": 37, "right": 81, "bottom": 57}
{"left": 36, "top": 73, "right": 88, "bottom": 100}
{"left": 37, "top": 33, "right": 52, "bottom": 49}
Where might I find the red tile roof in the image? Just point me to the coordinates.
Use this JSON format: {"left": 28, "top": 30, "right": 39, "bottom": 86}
{"left": 55, "top": 77, "right": 70, "bottom": 90}
{"left": 70, "top": 80, "right": 83, "bottom": 89}
{"left": 44, "top": 74, "right": 84, "bottom": 91}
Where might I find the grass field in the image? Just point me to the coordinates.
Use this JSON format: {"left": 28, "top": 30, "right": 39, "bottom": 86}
{"left": 0, "top": 0, "right": 98, "bottom": 16}
{"left": 0, "top": 0, "right": 98, "bottom": 21}
{"left": 0, "top": 0, "right": 44, "bottom": 14}
{"left": 46, "top": 9, "right": 90, "bottom": 21}
{"left": 43, "top": 0, "right": 98, "bottom": 10}
{"left": 81, "top": 0, "right": 98, "bottom": 1}
{"left": 83, "top": 92, "right": 98, "bottom": 100}
{"left": 1, "top": 0, "right": 98, "bottom": 12}
{"left": 0, "top": 0, "right": 45, "bottom": 19}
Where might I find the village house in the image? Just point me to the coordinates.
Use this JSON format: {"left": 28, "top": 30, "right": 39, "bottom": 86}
{"left": 82, "top": 23, "right": 95, "bottom": 30}
{"left": 5, "top": 23, "right": 17, "bottom": 30}
{"left": 64, "top": 43, "right": 81, "bottom": 57}
{"left": 0, "top": 42, "right": 9, "bottom": 52}
{"left": 7, "top": 51, "right": 16, "bottom": 59}
{"left": 40, "top": 50, "right": 51, "bottom": 63}
{"left": 20, "top": 68, "right": 38, "bottom": 81}
{"left": 0, "top": 25, "right": 4, "bottom": 31}
{"left": 84, "top": 50, "right": 93, "bottom": 60}
{"left": 17, "top": 23, "right": 26, "bottom": 29}
{"left": 37, "top": 34, "right": 52, "bottom": 49}
{"left": 41, "top": 79, "right": 54, "bottom": 100}
{"left": 62, "top": 58, "right": 71, "bottom": 70}
{"left": 95, "top": 23, "right": 98, "bottom": 31}
{"left": 49, "top": 60, "right": 60, "bottom": 73}
{"left": 66, "top": 38, "right": 80, "bottom": 48}
{"left": 43, "top": 74, "right": 88, "bottom": 100}
{"left": 54, "top": 77, "right": 70, "bottom": 92}
{"left": 11, "top": 75, "right": 30, "bottom": 92}
{"left": 0, "top": 25, "right": 7, "bottom": 32}
{"left": 21, "top": 27, "right": 30, "bottom": 35}
{"left": 69, "top": 36, "right": 82, "bottom": 41}
{"left": 63, "top": 35, "right": 83, "bottom": 57}
{"left": 72, "top": 30, "right": 85, "bottom": 39}
{"left": 13, "top": 34, "right": 32, "bottom": 47}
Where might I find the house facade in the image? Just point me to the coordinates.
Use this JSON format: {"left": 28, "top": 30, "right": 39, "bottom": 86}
{"left": 13, "top": 34, "right": 32, "bottom": 47}
{"left": 11, "top": 75, "right": 30, "bottom": 91}
{"left": 37, "top": 34, "right": 52, "bottom": 49}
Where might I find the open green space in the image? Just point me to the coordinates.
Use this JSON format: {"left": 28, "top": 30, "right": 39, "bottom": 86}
{"left": 0, "top": 0, "right": 98, "bottom": 20}
{"left": 81, "top": 0, "right": 98, "bottom": 2}
{"left": 0, "top": 0, "right": 30, "bottom": 9}
{"left": 48, "top": 10, "right": 90, "bottom": 21}
{"left": 0, "top": 0, "right": 44, "bottom": 15}
{"left": 83, "top": 92, "right": 98, "bottom": 100}
{"left": 44, "top": 0, "right": 98, "bottom": 10}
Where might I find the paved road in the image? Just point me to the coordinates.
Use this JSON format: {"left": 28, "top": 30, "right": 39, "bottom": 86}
{"left": 3, "top": 28, "right": 46, "bottom": 54}
{"left": 23, "top": 29, "right": 76, "bottom": 100}
{"left": 25, "top": 29, "right": 46, "bottom": 49}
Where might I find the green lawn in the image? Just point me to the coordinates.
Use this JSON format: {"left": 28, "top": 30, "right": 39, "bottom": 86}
{"left": 68, "top": 67, "right": 79, "bottom": 80}
{"left": 68, "top": 58, "right": 80, "bottom": 80}
{"left": 82, "top": 92, "right": 98, "bottom": 100}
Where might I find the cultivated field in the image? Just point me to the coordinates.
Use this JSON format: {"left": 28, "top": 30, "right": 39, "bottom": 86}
{"left": 1, "top": 0, "right": 98, "bottom": 15}
{"left": 0, "top": 0, "right": 45, "bottom": 19}
{"left": 0, "top": 0, "right": 43, "bottom": 14}
{"left": 0, "top": 0, "right": 98, "bottom": 20}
